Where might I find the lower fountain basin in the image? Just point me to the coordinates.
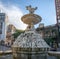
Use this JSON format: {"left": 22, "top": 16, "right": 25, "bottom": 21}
{"left": 12, "top": 47, "right": 50, "bottom": 59}
{"left": 12, "top": 47, "right": 50, "bottom": 53}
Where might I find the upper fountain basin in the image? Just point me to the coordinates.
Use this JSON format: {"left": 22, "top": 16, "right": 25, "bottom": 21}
{"left": 21, "top": 14, "right": 42, "bottom": 25}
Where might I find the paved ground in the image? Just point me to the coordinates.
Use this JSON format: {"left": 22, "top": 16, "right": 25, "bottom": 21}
{"left": 0, "top": 45, "right": 11, "bottom": 51}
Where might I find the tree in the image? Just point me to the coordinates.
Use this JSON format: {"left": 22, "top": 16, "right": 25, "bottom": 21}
{"left": 12, "top": 30, "right": 24, "bottom": 39}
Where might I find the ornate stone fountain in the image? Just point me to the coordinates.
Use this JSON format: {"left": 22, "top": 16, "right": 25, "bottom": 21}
{"left": 12, "top": 5, "right": 50, "bottom": 59}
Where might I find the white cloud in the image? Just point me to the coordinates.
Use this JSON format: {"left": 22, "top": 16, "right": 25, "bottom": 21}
{"left": 0, "top": 2, "right": 27, "bottom": 30}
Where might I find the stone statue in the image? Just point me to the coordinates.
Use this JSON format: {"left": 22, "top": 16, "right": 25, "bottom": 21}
{"left": 26, "top": 5, "right": 37, "bottom": 14}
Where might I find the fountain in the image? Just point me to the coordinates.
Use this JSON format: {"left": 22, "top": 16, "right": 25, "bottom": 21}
{"left": 12, "top": 5, "right": 50, "bottom": 59}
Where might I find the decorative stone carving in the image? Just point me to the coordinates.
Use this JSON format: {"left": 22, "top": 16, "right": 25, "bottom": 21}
{"left": 26, "top": 5, "right": 37, "bottom": 14}
{"left": 13, "top": 30, "right": 50, "bottom": 48}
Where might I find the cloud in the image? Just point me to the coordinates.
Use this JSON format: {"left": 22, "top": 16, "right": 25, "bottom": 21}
{"left": 0, "top": 2, "right": 27, "bottom": 30}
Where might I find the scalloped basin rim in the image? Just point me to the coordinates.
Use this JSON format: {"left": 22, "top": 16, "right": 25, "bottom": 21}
{"left": 21, "top": 14, "right": 42, "bottom": 25}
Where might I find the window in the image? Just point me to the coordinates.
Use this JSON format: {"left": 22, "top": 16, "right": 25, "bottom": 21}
{"left": 0, "top": 22, "right": 2, "bottom": 34}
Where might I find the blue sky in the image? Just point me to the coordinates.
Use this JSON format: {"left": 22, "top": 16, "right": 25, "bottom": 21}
{"left": 0, "top": 0, "right": 56, "bottom": 30}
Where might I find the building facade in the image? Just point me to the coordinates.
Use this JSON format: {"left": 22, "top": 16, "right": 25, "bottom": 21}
{"left": 0, "top": 12, "right": 16, "bottom": 46}
{"left": 55, "top": 0, "right": 60, "bottom": 42}
{"left": 0, "top": 12, "right": 6, "bottom": 40}
{"left": 36, "top": 24, "right": 58, "bottom": 39}
{"left": 55, "top": 0, "right": 60, "bottom": 21}
{"left": 5, "top": 24, "right": 16, "bottom": 46}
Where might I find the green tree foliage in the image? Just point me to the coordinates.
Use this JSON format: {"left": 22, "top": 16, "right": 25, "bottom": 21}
{"left": 13, "top": 30, "right": 25, "bottom": 39}
{"left": 44, "top": 37, "right": 57, "bottom": 45}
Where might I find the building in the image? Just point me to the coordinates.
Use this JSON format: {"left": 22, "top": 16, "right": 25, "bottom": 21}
{"left": 0, "top": 12, "right": 6, "bottom": 40}
{"left": 55, "top": 0, "right": 60, "bottom": 42}
{"left": 0, "top": 11, "right": 16, "bottom": 46}
{"left": 55, "top": 0, "right": 60, "bottom": 21}
{"left": 5, "top": 24, "right": 16, "bottom": 46}
{"left": 36, "top": 24, "right": 58, "bottom": 39}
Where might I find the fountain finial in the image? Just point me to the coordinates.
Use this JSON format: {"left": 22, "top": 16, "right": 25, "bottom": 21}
{"left": 26, "top": 5, "right": 37, "bottom": 14}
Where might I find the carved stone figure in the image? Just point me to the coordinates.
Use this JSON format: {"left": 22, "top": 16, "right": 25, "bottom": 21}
{"left": 26, "top": 5, "right": 37, "bottom": 14}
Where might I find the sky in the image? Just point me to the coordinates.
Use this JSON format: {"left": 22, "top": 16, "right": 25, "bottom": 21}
{"left": 0, "top": 0, "right": 56, "bottom": 30}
